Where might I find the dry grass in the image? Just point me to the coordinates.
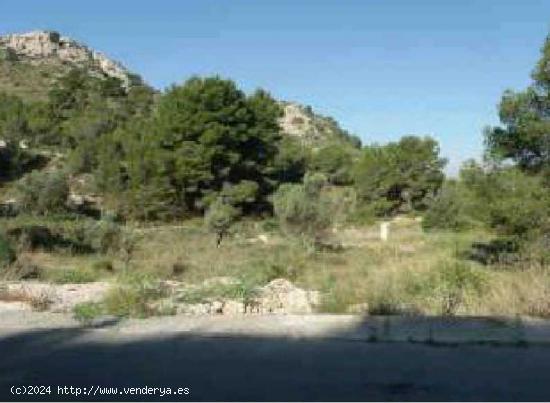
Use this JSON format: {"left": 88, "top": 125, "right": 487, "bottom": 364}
{"left": 0, "top": 285, "right": 53, "bottom": 311}
{"left": 7, "top": 216, "right": 550, "bottom": 318}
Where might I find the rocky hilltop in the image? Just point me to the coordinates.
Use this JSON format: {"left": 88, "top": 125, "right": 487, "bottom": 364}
{"left": 0, "top": 31, "right": 131, "bottom": 85}
{"left": 0, "top": 30, "right": 359, "bottom": 148}
{"left": 0, "top": 30, "right": 133, "bottom": 91}
{"left": 279, "top": 101, "right": 361, "bottom": 148}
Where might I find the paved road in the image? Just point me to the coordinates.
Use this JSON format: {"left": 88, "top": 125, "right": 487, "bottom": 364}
{"left": 2, "top": 315, "right": 550, "bottom": 401}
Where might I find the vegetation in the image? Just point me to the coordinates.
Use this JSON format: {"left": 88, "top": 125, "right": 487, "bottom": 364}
{"left": 1, "top": 29, "right": 550, "bottom": 321}
{"left": 17, "top": 170, "right": 70, "bottom": 215}
{"left": 0, "top": 234, "right": 15, "bottom": 269}
{"left": 204, "top": 198, "right": 240, "bottom": 247}
{"left": 309, "top": 144, "right": 356, "bottom": 185}
{"left": 353, "top": 136, "right": 447, "bottom": 217}
{"left": 272, "top": 173, "right": 334, "bottom": 249}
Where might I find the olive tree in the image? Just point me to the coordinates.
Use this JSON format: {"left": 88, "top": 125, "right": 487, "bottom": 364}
{"left": 272, "top": 173, "right": 333, "bottom": 249}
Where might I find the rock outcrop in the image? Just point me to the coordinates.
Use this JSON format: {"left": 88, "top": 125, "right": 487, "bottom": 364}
{"left": 254, "top": 278, "right": 320, "bottom": 314}
{"left": 162, "top": 277, "right": 321, "bottom": 316}
{"left": 0, "top": 277, "right": 320, "bottom": 316}
{"left": 0, "top": 30, "right": 132, "bottom": 87}
{"left": 278, "top": 101, "right": 361, "bottom": 148}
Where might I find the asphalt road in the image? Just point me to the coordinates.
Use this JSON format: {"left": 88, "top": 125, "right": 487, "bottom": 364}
{"left": 1, "top": 325, "right": 550, "bottom": 401}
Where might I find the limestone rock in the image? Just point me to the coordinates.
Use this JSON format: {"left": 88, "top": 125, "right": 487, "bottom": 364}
{"left": 346, "top": 302, "right": 370, "bottom": 314}
{"left": 0, "top": 30, "right": 132, "bottom": 87}
{"left": 222, "top": 300, "right": 245, "bottom": 315}
{"left": 211, "top": 300, "right": 224, "bottom": 314}
{"left": 278, "top": 101, "right": 360, "bottom": 148}
{"left": 176, "top": 302, "right": 211, "bottom": 316}
{"left": 255, "top": 278, "right": 320, "bottom": 314}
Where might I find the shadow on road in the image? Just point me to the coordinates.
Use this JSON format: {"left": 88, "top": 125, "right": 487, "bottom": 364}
{"left": 1, "top": 316, "right": 550, "bottom": 401}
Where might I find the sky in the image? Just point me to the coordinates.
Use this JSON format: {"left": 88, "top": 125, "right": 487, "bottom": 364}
{"left": 3, "top": 0, "right": 550, "bottom": 175}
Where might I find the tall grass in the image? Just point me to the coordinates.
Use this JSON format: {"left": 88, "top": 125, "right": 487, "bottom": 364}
{"left": 7, "top": 215, "right": 550, "bottom": 318}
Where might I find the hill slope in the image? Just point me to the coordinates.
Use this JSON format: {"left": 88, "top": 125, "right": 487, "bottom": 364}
{"left": 0, "top": 31, "right": 136, "bottom": 101}
{"left": 279, "top": 102, "right": 361, "bottom": 148}
{"left": 0, "top": 30, "right": 360, "bottom": 148}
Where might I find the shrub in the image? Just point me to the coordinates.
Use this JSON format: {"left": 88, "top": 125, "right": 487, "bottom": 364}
{"left": 0, "top": 47, "right": 17, "bottom": 61}
{"left": 423, "top": 181, "right": 475, "bottom": 231}
{"left": 349, "top": 202, "right": 387, "bottom": 225}
{"left": 177, "top": 279, "right": 258, "bottom": 305}
{"left": 0, "top": 234, "right": 15, "bottom": 269}
{"left": 272, "top": 173, "right": 333, "bottom": 248}
{"left": 17, "top": 170, "right": 69, "bottom": 215}
{"left": 10, "top": 257, "right": 42, "bottom": 280}
{"left": 431, "top": 260, "right": 487, "bottom": 315}
{"left": 5, "top": 225, "right": 58, "bottom": 251}
{"left": 73, "top": 302, "right": 104, "bottom": 324}
{"left": 309, "top": 145, "right": 355, "bottom": 185}
{"left": 204, "top": 198, "right": 240, "bottom": 247}
{"left": 91, "top": 259, "right": 114, "bottom": 273}
{"left": 84, "top": 220, "right": 123, "bottom": 254}
{"left": 50, "top": 268, "right": 98, "bottom": 284}
{"left": 0, "top": 287, "right": 52, "bottom": 311}
{"left": 460, "top": 166, "right": 550, "bottom": 266}
{"left": 102, "top": 274, "right": 168, "bottom": 318}
{"left": 171, "top": 262, "right": 189, "bottom": 276}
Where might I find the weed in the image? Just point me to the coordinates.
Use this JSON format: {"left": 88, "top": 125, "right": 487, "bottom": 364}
{"left": 73, "top": 302, "right": 104, "bottom": 324}
{"left": 0, "top": 287, "right": 52, "bottom": 311}
{"left": 50, "top": 268, "right": 98, "bottom": 284}
{"left": 102, "top": 273, "right": 167, "bottom": 318}
{"left": 91, "top": 259, "right": 114, "bottom": 273}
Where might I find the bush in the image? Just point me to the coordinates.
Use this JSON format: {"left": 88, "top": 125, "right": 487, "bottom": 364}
{"left": 487, "top": 172, "right": 549, "bottom": 239}
{"left": 50, "top": 268, "right": 98, "bottom": 284}
{"left": 272, "top": 173, "right": 333, "bottom": 248}
{"left": 431, "top": 260, "right": 487, "bottom": 315}
{"left": 0, "top": 234, "right": 15, "bottom": 269}
{"left": 73, "top": 302, "right": 104, "bottom": 324}
{"left": 102, "top": 274, "right": 168, "bottom": 318}
{"left": 9, "top": 256, "right": 42, "bottom": 280}
{"left": 83, "top": 220, "right": 123, "bottom": 254}
{"left": 17, "top": 170, "right": 69, "bottom": 215}
{"left": 423, "top": 181, "right": 475, "bottom": 231}
{"left": 309, "top": 145, "right": 355, "bottom": 185}
{"left": 5, "top": 225, "right": 58, "bottom": 251}
{"left": 91, "top": 259, "right": 114, "bottom": 273}
{"left": 204, "top": 198, "right": 240, "bottom": 246}
{"left": 349, "top": 199, "right": 392, "bottom": 225}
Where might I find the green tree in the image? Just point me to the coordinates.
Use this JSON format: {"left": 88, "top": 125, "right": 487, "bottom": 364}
{"left": 423, "top": 180, "right": 476, "bottom": 231}
{"left": 144, "top": 76, "right": 282, "bottom": 214}
{"left": 96, "top": 77, "right": 281, "bottom": 221}
{"left": 204, "top": 198, "right": 241, "bottom": 247}
{"left": 309, "top": 144, "right": 356, "bottom": 185}
{"left": 354, "top": 136, "right": 447, "bottom": 216}
{"left": 272, "top": 173, "right": 333, "bottom": 248}
{"left": 17, "top": 170, "right": 70, "bottom": 215}
{"left": 0, "top": 93, "right": 28, "bottom": 142}
{"left": 0, "top": 140, "right": 34, "bottom": 183}
{"left": 270, "top": 137, "right": 308, "bottom": 184}
{"left": 485, "top": 35, "right": 550, "bottom": 173}
{"left": 0, "top": 233, "right": 15, "bottom": 270}
{"left": 479, "top": 169, "right": 549, "bottom": 239}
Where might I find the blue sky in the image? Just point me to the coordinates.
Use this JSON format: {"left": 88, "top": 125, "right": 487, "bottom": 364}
{"left": 4, "top": 0, "right": 550, "bottom": 174}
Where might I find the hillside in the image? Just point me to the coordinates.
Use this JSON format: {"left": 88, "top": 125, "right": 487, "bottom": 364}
{"left": 0, "top": 30, "right": 359, "bottom": 148}
{"left": 279, "top": 102, "right": 361, "bottom": 148}
{"left": 0, "top": 31, "right": 137, "bottom": 101}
